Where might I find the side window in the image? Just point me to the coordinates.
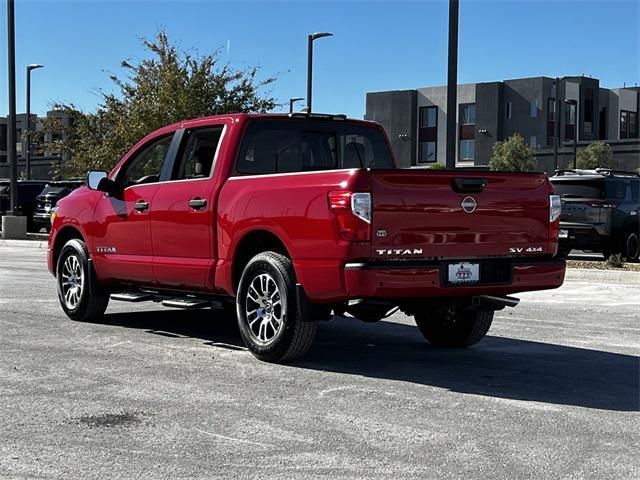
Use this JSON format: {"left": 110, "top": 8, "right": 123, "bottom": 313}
{"left": 121, "top": 135, "right": 173, "bottom": 187}
{"left": 630, "top": 180, "right": 639, "bottom": 202}
{"left": 236, "top": 128, "right": 297, "bottom": 174}
{"left": 172, "top": 127, "right": 223, "bottom": 180}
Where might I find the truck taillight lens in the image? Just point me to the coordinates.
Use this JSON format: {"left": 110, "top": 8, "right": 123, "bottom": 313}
{"left": 549, "top": 195, "right": 561, "bottom": 222}
{"left": 328, "top": 191, "right": 371, "bottom": 242}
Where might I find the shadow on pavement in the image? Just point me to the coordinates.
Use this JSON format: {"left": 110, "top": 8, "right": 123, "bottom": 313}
{"left": 99, "top": 309, "right": 639, "bottom": 412}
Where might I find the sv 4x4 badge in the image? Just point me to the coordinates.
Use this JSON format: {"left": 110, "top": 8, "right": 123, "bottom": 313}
{"left": 509, "top": 246, "right": 543, "bottom": 253}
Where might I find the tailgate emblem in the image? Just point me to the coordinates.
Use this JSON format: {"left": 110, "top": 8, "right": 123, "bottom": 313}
{"left": 376, "top": 229, "right": 387, "bottom": 238}
{"left": 461, "top": 196, "right": 477, "bottom": 213}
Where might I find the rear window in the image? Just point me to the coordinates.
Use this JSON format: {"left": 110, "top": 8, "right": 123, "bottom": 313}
{"left": 552, "top": 178, "right": 639, "bottom": 201}
{"left": 552, "top": 180, "right": 605, "bottom": 199}
{"left": 235, "top": 120, "right": 395, "bottom": 175}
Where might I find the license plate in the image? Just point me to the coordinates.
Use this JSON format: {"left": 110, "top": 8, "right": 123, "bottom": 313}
{"left": 448, "top": 262, "right": 480, "bottom": 284}
{"left": 559, "top": 229, "right": 569, "bottom": 239}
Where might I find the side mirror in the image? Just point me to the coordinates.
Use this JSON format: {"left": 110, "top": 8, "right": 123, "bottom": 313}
{"left": 86, "top": 170, "right": 118, "bottom": 195}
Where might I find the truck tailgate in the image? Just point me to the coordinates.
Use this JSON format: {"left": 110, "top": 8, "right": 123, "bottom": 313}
{"left": 370, "top": 170, "right": 553, "bottom": 259}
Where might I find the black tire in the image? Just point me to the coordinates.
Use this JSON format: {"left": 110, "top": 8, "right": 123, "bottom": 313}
{"left": 56, "top": 238, "right": 109, "bottom": 322}
{"left": 414, "top": 306, "right": 493, "bottom": 348}
{"left": 623, "top": 229, "right": 639, "bottom": 263}
{"left": 556, "top": 245, "right": 573, "bottom": 259}
{"left": 236, "top": 251, "right": 316, "bottom": 363}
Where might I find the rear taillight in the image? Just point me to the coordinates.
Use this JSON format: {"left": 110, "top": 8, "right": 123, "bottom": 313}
{"left": 549, "top": 195, "right": 561, "bottom": 222}
{"left": 328, "top": 191, "right": 371, "bottom": 242}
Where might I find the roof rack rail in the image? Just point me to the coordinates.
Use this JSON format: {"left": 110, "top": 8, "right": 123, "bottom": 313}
{"left": 288, "top": 112, "right": 347, "bottom": 121}
{"left": 594, "top": 168, "right": 640, "bottom": 177}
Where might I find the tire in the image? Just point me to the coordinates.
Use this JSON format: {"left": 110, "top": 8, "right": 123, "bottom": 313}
{"left": 623, "top": 229, "right": 639, "bottom": 263}
{"left": 414, "top": 305, "right": 493, "bottom": 348}
{"left": 236, "top": 251, "right": 316, "bottom": 363}
{"left": 556, "top": 245, "right": 572, "bottom": 259}
{"left": 56, "top": 239, "right": 109, "bottom": 322}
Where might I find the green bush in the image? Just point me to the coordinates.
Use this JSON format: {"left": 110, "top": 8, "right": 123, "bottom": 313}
{"left": 606, "top": 253, "right": 625, "bottom": 268}
{"left": 576, "top": 142, "right": 615, "bottom": 170}
{"left": 489, "top": 133, "right": 536, "bottom": 172}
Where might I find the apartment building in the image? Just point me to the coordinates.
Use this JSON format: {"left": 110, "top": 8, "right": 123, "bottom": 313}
{"left": 365, "top": 76, "right": 639, "bottom": 172}
{"left": 0, "top": 110, "right": 72, "bottom": 180}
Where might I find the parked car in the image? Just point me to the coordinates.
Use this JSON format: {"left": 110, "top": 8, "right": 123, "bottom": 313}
{"left": 550, "top": 169, "right": 640, "bottom": 262}
{"left": 32, "top": 180, "right": 84, "bottom": 232}
{"left": 47, "top": 113, "right": 566, "bottom": 362}
{"left": 0, "top": 179, "right": 49, "bottom": 232}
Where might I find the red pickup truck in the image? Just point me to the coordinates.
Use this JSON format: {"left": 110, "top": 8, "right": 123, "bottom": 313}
{"left": 48, "top": 113, "right": 565, "bottom": 362}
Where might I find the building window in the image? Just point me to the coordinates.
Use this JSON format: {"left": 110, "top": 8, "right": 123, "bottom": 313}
{"left": 459, "top": 139, "right": 475, "bottom": 161}
{"left": 461, "top": 104, "right": 476, "bottom": 124}
{"left": 530, "top": 136, "right": 537, "bottom": 148}
{"left": 547, "top": 99, "right": 556, "bottom": 145}
{"left": 505, "top": 102, "right": 512, "bottom": 119}
{"left": 620, "top": 110, "right": 629, "bottom": 139}
{"left": 530, "top": 100, "right": 538, "bottom": 118}
{"left": 0, "top": 124, "right": 7, "bottom": 151}
{"left": 420, "top": 106, "right": 437, "bottom": 128}
{"left": 629, "top": 112, "right": 638, "bottom": 138}
{"left": 419, "top": 141, "right": 437, "bottom": 163}
{"left": 565, "top": 102, "right": 576, "bottom": 140}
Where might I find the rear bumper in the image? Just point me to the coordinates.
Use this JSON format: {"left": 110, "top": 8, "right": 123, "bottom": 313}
{"left": 342, "top": 258, "right": 566, "bottom": 299}
{"left": 559, "top": 222, "right": 606, "bottom": 250}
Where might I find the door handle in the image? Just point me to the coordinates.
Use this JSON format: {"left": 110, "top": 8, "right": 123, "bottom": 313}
{"left": 189, "top": 198, "right": 207, "bottom": 210}
{"left": 134, "top": 200, "right": 149, "bottom": 212}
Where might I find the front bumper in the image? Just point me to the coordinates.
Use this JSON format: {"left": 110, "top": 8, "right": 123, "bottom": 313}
{"left": 343, "top": 258, "right": 566, "bottom": 299}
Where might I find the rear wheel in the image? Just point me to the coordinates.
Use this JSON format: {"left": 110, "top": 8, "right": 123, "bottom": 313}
{"left": 56, "top": 239, "right": 109, "bottom": 322}
{"left": 236, "top": 251, "right": 316, "bottom": 362}
{"left": 623, "top": 229, "right": 639, "bottom": 263}
{"left": 414, "top": 304, "right": 493, "bottom": 348}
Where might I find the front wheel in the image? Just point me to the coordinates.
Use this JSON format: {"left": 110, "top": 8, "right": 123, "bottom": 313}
{"left": 56, "top": 239, "right": 109, "bottom": 322}
{"left": 236, "top": 252, "right": 316, "bottom": 363}
{"left": 414, "top": 305, "right": 493, "bottom": 348}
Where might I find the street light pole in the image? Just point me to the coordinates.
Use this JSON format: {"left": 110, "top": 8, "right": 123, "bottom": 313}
{"left": 306, "top": 32, "right": 333, "bottom": 114}
{"left": 26, "top": 64, "right": 44, "bottom": 180}
{"left": 7, "top": 0, "right": 18, "bottom": 215}
{"left": 445, "top": 0, "right": 459, "bottom": 169}
{"left": 289, "top": 97, "right": 304, "bottom": 114}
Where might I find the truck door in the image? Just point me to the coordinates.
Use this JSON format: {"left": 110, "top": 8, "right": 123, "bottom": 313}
{"left": 150, "top": 125, "right": 226, "bottom": 290}
{"left": 92, "top": 133, "right": 175, "bottom": 284}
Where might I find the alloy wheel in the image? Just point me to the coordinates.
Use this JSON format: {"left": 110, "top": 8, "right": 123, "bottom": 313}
{"left": 61, "top": 254, "right": 84, "bottom": 310}
{"left": 245, "top": 273, "right": 284, "bottom": 345}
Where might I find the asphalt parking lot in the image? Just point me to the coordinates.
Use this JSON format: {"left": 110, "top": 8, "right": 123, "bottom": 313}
{"left": 0, "top": 243, "right": 638, "bottom": 479}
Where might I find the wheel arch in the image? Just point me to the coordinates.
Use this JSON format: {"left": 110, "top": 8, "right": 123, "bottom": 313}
{"left": 231, "top": 229, "right": 292, "bottom": 292}
{"left": 52, "top": 226, "right": 86, "bottom": 275}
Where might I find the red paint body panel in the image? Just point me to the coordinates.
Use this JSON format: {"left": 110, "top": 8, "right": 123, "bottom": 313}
{"left": 48, "top": 113, "right": 565, "bottom": 305}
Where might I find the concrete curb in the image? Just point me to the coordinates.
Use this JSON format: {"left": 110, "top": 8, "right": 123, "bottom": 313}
{"left": 0, "top": 238, "right": 48, "bottom": 249}
{"left": 565, "top": 267, "right": 640, "bottom": 285}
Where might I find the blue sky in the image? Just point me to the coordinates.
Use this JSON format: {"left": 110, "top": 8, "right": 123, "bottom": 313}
{"left": 0, "top": 0, "right": 638, "bottom": 119}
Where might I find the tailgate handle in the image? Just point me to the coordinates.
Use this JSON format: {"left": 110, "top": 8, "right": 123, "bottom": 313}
{"left": 451, "top": 177, "right": 488, "bottom": 194}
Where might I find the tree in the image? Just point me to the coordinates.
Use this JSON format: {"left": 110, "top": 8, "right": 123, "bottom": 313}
{"left": 38, "top": 31, "right": 277, "bottom": 178}
{"left": 488, "top": 133, "right": 536, "bottom": 171}
{"left": 576, "top": 142, "right": 615, "bottom": 170}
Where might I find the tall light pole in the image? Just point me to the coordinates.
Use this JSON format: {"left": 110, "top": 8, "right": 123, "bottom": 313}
{"left": 306, "top": 32, "right": 333, "bottom": 114}
{"left": 289, "top": 97, "right": 304, "bottom": 114}
{"left": 565, "top": 99, "right": 578, "bottom": 169}
{"left": 445, "top": 0, "right": 459, "bottom": 169}
{"left": 7, "top": 0, "right": 18, "bottom": 215}
{"left": 26, "top": 64, "right": 44, "bottom": 180}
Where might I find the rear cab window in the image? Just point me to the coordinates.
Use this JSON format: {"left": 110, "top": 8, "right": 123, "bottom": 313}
{"left": 552, "top": 180, "right": 606, "bottom": 199}
{"left": 234, "top": 120, "right": 395, "bottom": 175}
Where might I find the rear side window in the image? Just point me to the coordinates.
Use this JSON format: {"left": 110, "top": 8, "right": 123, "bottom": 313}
{"left": 172, "top": 127, "right": 223, "bottom": 180}
{"left": 235, "top": 121, "right": 394, "bottom": 175}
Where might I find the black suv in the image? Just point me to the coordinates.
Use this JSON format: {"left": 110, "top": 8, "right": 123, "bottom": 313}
{"left": 32, "top": 180, "right": 84, "bottom": 232}
{"left": 550, "top": 169, "right": 639, "bottom": 262}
